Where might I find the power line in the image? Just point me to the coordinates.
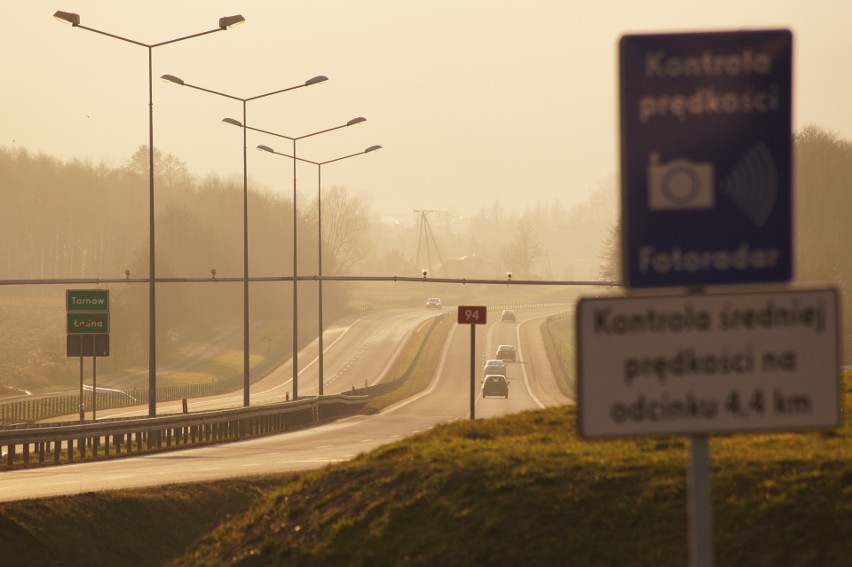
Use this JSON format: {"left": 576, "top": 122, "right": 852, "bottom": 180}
{"left": 413, "top": 209, "right": 447, "bottom": 277}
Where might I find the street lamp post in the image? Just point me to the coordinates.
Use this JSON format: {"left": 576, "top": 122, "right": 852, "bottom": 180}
{"left": 256, "top": 144, "right": 381, "bottom": 395}
{"left": 227, "top": 117, "right": 367, "bottom": 399}
{"left": 160, "top": 74, "right": 328, "bottom": 407}
{"left": 53, "top": 10, "right": 245, "bottom": 417}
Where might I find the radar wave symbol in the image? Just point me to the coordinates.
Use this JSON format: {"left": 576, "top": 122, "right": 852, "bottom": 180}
{"left": 721, "top": 142, "right": 777, "bottom": 226}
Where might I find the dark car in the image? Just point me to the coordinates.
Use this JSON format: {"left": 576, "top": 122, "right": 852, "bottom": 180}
{"left": 481, "top": 374, "right": 509, "bottom": 398}
{"left": 500, "top": 309, "right": 516, "bottom": 322}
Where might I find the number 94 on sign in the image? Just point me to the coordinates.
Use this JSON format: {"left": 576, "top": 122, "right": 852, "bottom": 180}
{"left": 457, "top": 305, "right": 487, "bottom": 325}
{"left": 724, "top": 388, "right": 812, "bottom": 418}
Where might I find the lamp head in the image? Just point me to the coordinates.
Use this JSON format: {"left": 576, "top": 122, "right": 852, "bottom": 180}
{"left": 160, "top": 74, "right": 185, "bottom": 86}
{"left": 305, "top": 75, "right": 329, "bottom": 86}
{"left": 347, "top": 116, "right": 367, "bottom": 127}
{"left": 507, "top": 272, "right": 512, "bottom": 280}
{"left": 222, "top": 117, "right": 243, "bottom": 127}
{"left": 219, "top": 15, "right": 245, "bottom": 30}
{"left": 422, "top": 269, "right": 428, "bottom": 278}
{"left": 257, "top": 144, "right": 275, "bottom": 153}
{"left": 365, "top": 145, "right": 382, "bottom": 153}
{"left": 53, "top": 11, "right": 80, "bottom": 26}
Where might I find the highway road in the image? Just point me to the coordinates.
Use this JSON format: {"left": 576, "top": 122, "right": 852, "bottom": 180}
{"left": 44, "top": 309, "right": 441, "bottom": 421}
{"left": 0, "top": 305, "right": 573, "bottom": 502}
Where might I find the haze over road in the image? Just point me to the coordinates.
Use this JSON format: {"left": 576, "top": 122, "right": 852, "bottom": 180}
{"left": 0, "top": 306, "right": 572, "bottom": 502}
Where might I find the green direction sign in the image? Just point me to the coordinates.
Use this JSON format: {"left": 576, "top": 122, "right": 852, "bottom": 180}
{"left": 67, "top": 289, "right": 109, "bottom": 312}
{"left": 67, "top": 312, "right": 110, "bottom": 334}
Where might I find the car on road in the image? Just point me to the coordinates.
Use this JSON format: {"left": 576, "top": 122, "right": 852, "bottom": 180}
{"left": 426, "top": 297, "right": 442, "bottom": 309}
{"left": 500, "top": 309, "right": 516, "bottom": 322}
{"left": 482, "top": 359, "right": 507, "bottom": 376}
{"left": 481, "top": 374, "right": 509, "bottom": 398}
{"left": 495, "top": 344, "right": 516, "bottom": 362}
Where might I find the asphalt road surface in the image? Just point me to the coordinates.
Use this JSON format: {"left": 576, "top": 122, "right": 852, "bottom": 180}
{"left": 0, "top": 306, "right": 574, "bottom": 502}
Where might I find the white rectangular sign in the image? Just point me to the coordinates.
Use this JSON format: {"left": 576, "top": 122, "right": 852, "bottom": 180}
{"left": 577, "top": 288, "right": 840, "bottom": 438}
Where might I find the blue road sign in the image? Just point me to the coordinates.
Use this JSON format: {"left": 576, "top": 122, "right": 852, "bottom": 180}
{"left": 620, "top": 30, "right": 792, "bottom": 288}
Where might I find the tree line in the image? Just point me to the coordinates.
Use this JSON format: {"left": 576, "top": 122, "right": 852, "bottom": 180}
{"left": 1, "top": 142, "right": 615, "bottom": 391}
{"left": 0, "top": 145, "right": 371, "bottom": 387}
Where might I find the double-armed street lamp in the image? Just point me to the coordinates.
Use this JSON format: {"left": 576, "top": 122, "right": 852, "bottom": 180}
{"left": 160, "top": 74, "right": 328, "bottom": 407}
{"left": 256, "top": 144, "right": 382, "bottom": 394}
{"left": 53, "top": 10, "right": 245, "bottom": 417}
{"left": 224, "top": 117, "right": 367, "bottom": 399}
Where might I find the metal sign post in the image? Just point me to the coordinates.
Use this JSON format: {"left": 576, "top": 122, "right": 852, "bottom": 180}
{"left": 470, "top": 324, "right": 476, "bottom": 420}
{"left": 92, "top": 350, "right": 97, "bottom": 422}
{"left": 458, "top": 306, "right": 487, "bottom": 420}
{"left": 66, "top": 290, "right": 110, "bottom": 422}
{"left": 79, "top": 336, "right": 84, "bottom": 422}
{"left": 688, "top": 435, "right": 714, "bottom": 567}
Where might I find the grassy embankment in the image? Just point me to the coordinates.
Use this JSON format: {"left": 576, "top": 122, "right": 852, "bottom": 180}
{"left": 1, "top": 314, "right": 850, "bottom": 566}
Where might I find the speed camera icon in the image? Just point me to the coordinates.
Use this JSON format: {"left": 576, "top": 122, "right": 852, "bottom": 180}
{"left": 647, "top": 152, "right": 715, "bottom": 210}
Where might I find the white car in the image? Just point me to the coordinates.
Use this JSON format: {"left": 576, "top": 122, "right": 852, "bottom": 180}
{"left": 500, "top": 310, "right": 516, "bottom": 322}
{"left": 426, "top": 297, "right": 442, "bottom": 309}
{"left": 482, "top": 359, "right": 507, "bottom": 376}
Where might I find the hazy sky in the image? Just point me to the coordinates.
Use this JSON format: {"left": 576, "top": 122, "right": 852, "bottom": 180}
{"left": 4, "top": 2, "right": 851, "bottom": 222}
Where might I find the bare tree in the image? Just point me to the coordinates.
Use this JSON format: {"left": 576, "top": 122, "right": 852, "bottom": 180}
{"left": 597, "top": 219, "right": 621, "bottom": 281}
{"left": 315, "top": 186, "right": 372, "bottom": 275}
{"left": 500, "top": 220, "right": 542, "bottom": 278}
{"left": 125, "top": 145, "right": 193, "bottom": 189}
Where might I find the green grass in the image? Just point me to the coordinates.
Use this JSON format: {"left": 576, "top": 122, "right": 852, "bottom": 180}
{"left": 2, "top": 377, "right": 849, "bottom": 566}
{"left": 170, "top": 398, "right": 851, "bottom": 567}
{"left": 361, "top": 313, "right": 452, "bottom": 413}
{"left": 0, "top": 477, "right": 283, "bottom": 567}
{"left": 541, "top": 311, "right": 576, "bottom": 398}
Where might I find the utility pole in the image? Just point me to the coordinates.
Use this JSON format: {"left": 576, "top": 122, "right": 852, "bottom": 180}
{"left": 413, "top": 209, "right": 447, "bottom": 277}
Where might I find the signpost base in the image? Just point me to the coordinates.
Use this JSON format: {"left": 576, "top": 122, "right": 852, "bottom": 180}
{"left": 688, "top": 435, "right": 714, "bottom": 567}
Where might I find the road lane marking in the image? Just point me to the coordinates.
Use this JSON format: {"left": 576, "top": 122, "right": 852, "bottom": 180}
{"left": 516, "top": 317, "right": 546, "bottom": 409}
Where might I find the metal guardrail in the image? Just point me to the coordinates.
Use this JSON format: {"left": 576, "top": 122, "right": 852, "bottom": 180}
{"left": 0, "top": 349, "right": 290, "bottom": 425}
{"left": 0, "top": 394, "right": 367, "bottom": 469}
